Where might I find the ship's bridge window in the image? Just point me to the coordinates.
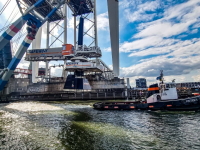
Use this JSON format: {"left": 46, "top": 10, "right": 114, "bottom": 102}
{"left": 168, "top": 84, "right": 176, "bottom": 88}
{"left": 172, "top": 84, "right": 176, "bottom": 88}
{"left": 146, "top": 90, "right": 159, "bottom": 98}
{"left": 63, "top": 45, "right": 66, "bottom": 50}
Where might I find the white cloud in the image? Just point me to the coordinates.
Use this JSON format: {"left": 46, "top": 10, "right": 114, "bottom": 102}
{"left": 177, "top": 34, "right": 187, "bottom": 38}
{"left": 119, "top": 37, "right": 200, "bottom": 83}
{"left": 124, "top": 9, "right": 156, "bottom": 23}
{"left": 17, "top": 59, "right": 30, "bottom": 69}
{"left": 134, "top": 1, "right": 200, "bottom": 38}
{"left": 67, "top": 17, "right": 74, "bottom": 29}
{"left": 134, "top": 21, "right": 195, "bottom": 38}
{"left": 103, "top": 47, "right": 111, "bottom": 52}
{"left": 108, "top": 65, "right": 113, "bottom": 70}
{"left": 191, "top": 29, "right": 198, "bottom": 34}
{"left": 192, "top": 22, "right": 200, "bottom": 29}
{"left": 192, "top": 72, "right": 200, "bottom": 82}
{"left": 120, "top": 55, "right": 200, "bottom": 78}
{"left": 128, "top": 38, "right": 199, "bottom": 57}
{"left": 122, "top": 0, "right": 160, "bottom": 22}
{"left": 67, "top": 12, "right": 109, "bottom": 32}
{"left": 97, "top": 12, "right": 109, "bottom": 31}
{"left": 120, "top": 0, "right": 138, "bottom": 9}
{"left": 120, "top": 36, "right": 164, "bottom": 52}
{"left": 118, "top": 0, "right": 200, "bottom": 86}
{"left": 51, "top": 67, "right": 63, "bottom": 77}
{"left": 164, "top": 0, "right": 200, "bottom": 20}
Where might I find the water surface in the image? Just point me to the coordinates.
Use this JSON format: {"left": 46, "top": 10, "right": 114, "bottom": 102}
{"left": 0, "top": 101, "right": 200, "bottom": 150}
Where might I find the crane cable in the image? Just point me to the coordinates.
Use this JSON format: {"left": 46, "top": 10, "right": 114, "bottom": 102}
{"left": 3, "top": 5, "right": 18, "bottom": 28}
{"left": 0, "top": 8, "right": 19, "bottom": 33}
{"left": 0, "top": 3, "right": 18, "bottom": 33}
{"left": 11, "top": 25, "right": 27, "bottom": 56}
{"left": 0, "top": 0, "right": 12, "bottom": 16}
{"left": 0, "top": 24, "right": 11, "bottom": 33}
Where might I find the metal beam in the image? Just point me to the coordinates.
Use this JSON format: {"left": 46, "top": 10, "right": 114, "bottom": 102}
{"left": 94, "top": 0, "right": 98, "bottom": 46}
{"left": 0, "top": 0, "right": 66, "bottom": 91}
{"left": 32, "top": 27, "right": 42, "bottom": 83}
{"left": 64, "top": 3, "right": 67, "bottom": 44}
{"left": 63, "top": 3, "right": 68, "bottom": 80}
{"left": 74, "top": 16, "right": 76, "bottom": 49}
{"left": 107, "top": 0, "right": 119, "bottom": 77}
{"left": 45, "top": 21, "right": 50, "bottom": 78}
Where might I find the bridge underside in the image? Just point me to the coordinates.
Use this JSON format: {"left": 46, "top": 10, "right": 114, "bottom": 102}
{"left": 21, "top": 0, "right": 63, "bottom": 22}
{"left": 67, "top": 0, "right": 93, "bottom": 16}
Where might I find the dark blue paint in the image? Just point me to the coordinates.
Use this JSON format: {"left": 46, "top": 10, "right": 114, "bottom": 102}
{"left": 47, "top": 7, "right": 57, "bottom": 19}
{"left": 2, "top": 32, "right": 12, "bottom": 41}
{"left": 34, "top": 0, "right": 45, "bottom": 7}
{"left": 0, "top": 79, "right": 8, "bottom": 91}
{"left": 22, "top": 41, "right": 30, "bottom": 48}
{"left": 78, "top": 17, "right": 84, "bottom": 45}
{"left": 23, "top": 14, "right": 42, "bottom": 28}
{"left": 2, "top": 43, "right": 12, "bottom": 68}
{"left": 8, "top": 56, "right": 21, "bottom": 70}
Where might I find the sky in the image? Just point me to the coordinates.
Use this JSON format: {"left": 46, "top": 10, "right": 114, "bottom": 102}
{"left": 0, "top": 0, "right": 200, "bottom": 87}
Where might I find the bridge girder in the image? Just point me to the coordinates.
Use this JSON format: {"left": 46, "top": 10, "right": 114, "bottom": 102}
{"left": 107, "top": 0, "right": 119, "bottom": 77}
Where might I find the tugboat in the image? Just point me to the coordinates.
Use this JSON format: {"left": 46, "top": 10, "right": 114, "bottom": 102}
{"left": 93, "top": 71, "right": 200, "bottom": 111}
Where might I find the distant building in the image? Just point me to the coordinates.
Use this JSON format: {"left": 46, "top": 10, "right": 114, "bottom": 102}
{"left": 135, "top": 78, "right": 147, "bottom": 88}
{"left": 176, "top": 82, "right": 200, "bottom": 88}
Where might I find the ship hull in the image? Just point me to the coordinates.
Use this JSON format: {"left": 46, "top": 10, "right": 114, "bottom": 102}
{"left": 93, "top": 96, "right": 200, "bottom": 111}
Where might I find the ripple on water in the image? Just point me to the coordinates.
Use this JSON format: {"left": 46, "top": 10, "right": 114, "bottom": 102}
{"left": 0, "top": 101, "right": 200, "bottom": 150}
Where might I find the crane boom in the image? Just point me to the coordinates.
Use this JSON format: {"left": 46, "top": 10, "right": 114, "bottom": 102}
{"left": 0, "top": 0, "right": 65, "bottom": 91}
{"left": 0, "top": 0, "right": 46, "bottom": 51}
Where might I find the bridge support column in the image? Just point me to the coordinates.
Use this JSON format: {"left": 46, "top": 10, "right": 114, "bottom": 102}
{"left": 74, "top": 16, "right": 76, "bottom": 49}
{"left": 45, "top": 21, "right": 49, "bottom": 81}
{"left": 63, "top": 3, "right": 67, "bottom": 80}
{"left": 107, "top": 0, "right": 119, "bottom": 77}
{"left": 45, "top": 61, "right": 49, "bottom": 79}
{"left": 32, "top": 27, "right": 42, "bottom": 83}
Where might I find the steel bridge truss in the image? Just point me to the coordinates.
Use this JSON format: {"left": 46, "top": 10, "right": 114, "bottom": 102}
{"left": 89, "top": 58, "right": 114, "bottom": 81}
{"left": 66, "top": 0, "right": 93, "bottom": 16}
{"left": 48, "top": 19, "right": 65, "bottom": 48}
{"left": 75, "top": 13, "right": 97, "bottom": 48}
{"left": 0, "top": 0, "right": 66, "bottom": 91}
{"left": 73, "top": 0, "right": 97, "bottom": 48}
{"left": 0, "top": 0, "right": 119, "bottom": 92}
{"left": 16, "top": 0, "right": 64, "bottom": 22}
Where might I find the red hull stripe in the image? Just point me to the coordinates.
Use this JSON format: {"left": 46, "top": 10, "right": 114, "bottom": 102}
{"left": 148, "top": 87, "right": 159, "bottom": 91}
{"left": 10, "top": 25, "right": 20, "bottom": 33}
{"left": 27, "top": 36, "right": 34, "bottom": 40}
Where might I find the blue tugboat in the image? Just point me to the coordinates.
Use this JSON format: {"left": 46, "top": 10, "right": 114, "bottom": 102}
{"left": 93, "top": 71, "right": 200, "bottom": 111}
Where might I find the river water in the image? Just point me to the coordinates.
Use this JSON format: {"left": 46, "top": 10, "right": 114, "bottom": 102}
{"left": 0, "top": 100, "right": 200, "bottom": 150}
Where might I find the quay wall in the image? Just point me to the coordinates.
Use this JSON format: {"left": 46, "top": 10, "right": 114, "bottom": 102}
{"left": 1, "top": 78, "right": 200, "bottom": 102}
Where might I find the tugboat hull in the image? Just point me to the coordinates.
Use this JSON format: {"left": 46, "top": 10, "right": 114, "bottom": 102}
{"left": 93, "top": 96, "right": 200, "bottom": 111}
